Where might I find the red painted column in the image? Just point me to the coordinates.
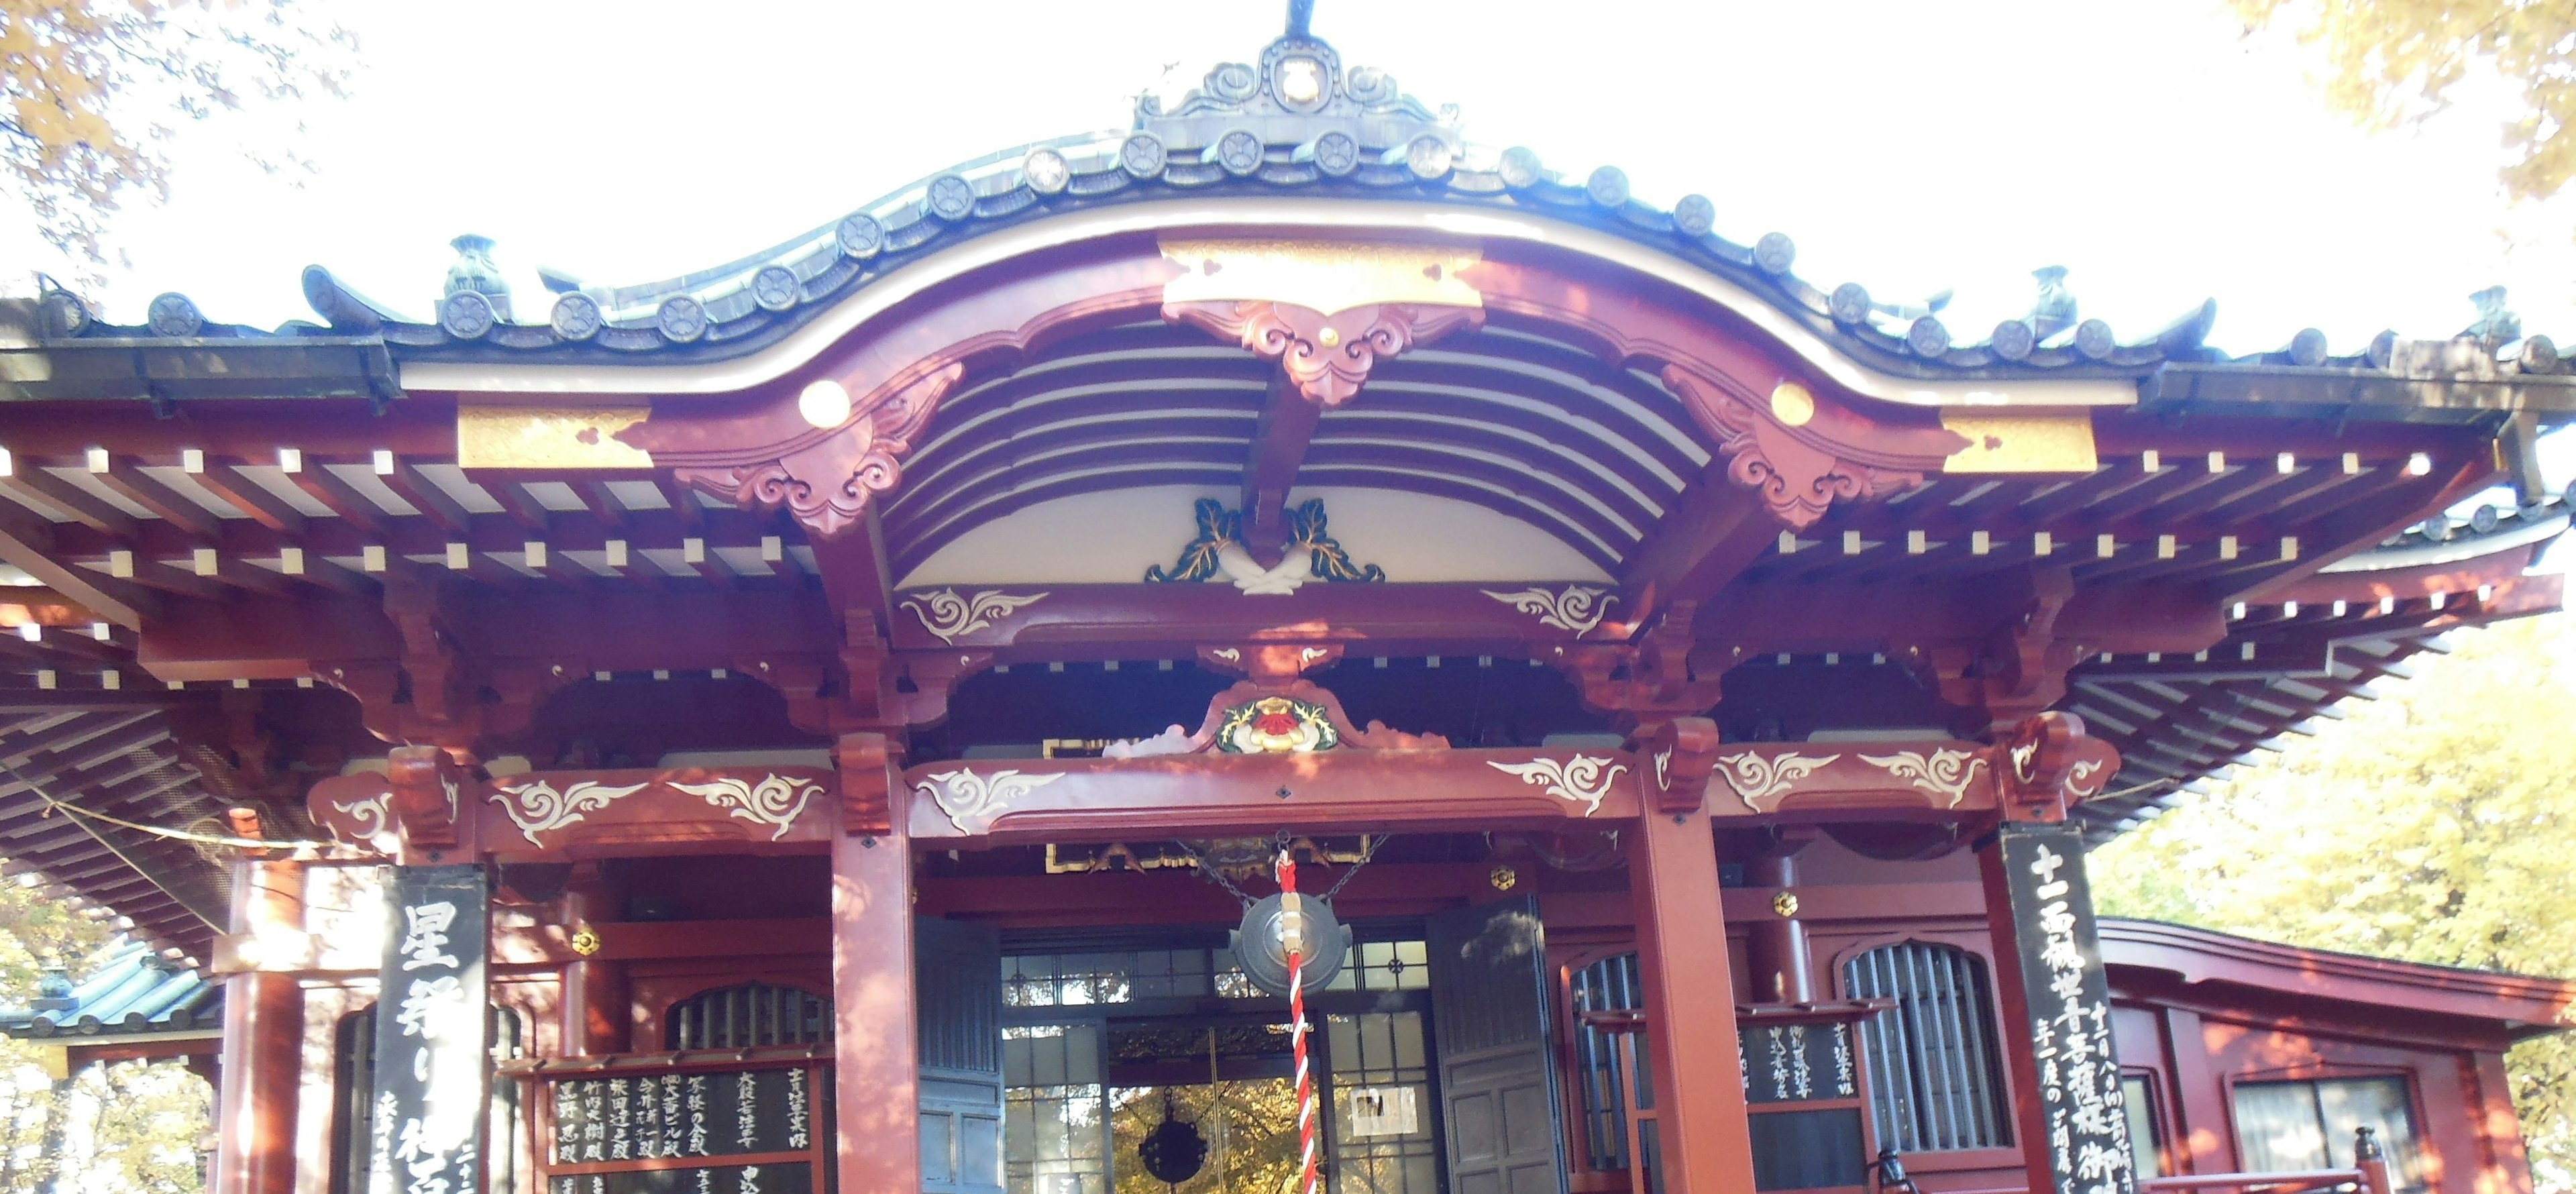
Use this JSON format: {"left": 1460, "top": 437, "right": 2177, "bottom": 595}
{"left": 833, "top": 768, "right": 919, "bottom": 1189}
{"left": 211, "top": 810, "right": 303, "bottom": 1194}
{"left": 1630, "top": 806, "right": 1758, "bottom": 1194}
{"left": 1743, "top": 851, "right": 1814, "bottom": 1003}
{"left": 560, "top": 864, "right": 629, "bottom": 1056}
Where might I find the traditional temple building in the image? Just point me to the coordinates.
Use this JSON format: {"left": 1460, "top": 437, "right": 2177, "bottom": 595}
{"left": 0, "top": 10, "right": 2569, "bottom": 1194}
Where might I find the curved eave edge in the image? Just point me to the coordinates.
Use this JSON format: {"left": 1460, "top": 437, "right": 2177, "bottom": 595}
{"left": 31, "top": 172, "right": 2235, "bottom": 402}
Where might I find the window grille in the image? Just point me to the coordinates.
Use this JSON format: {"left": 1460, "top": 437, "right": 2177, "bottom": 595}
{"left": 663, "top": 981, "right": 833, "bottom": 1050}
{"left": 1568, "top": 951, "right": 1646, "bottom": 1172}
{"left": 1842, "top": 941, "right": 2011, "bottom": 1152}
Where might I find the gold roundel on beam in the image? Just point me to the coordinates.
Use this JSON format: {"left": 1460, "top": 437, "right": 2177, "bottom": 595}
{"left": 1770, "top": 382, "right": 1817, "bottom": 427}
{"left": 799, "top": 378, "right": 855, "bottom": 429}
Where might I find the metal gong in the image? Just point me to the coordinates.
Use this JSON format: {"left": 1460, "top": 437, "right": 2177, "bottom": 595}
{"left": 1229, "top": 891, "right": 1352, "bottom": 996}
{"left": 1136, "top": 1098, "right": 1207, "bottom": 1185}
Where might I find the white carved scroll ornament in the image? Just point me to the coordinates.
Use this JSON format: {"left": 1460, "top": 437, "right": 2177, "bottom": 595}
{"left": 1858, "top": 749, "right": 1986, "bottom": 808}
{"left": 488, "top": 779, "right": 650, "bottom": 847}
{"left": 667, "top": 774, "right": 824, "bottom": 841}
{"left": 1479, "top": 585, "right": 1616, "bottom": 636}
{"left": 901, "top": 588, "right": 1050, "bottom": 646}
{"left": 1709, "top": 751, "right": 1841, "bottom": 810}
{"left": 331, "top": 791, "right": 390, "bottom": 840}
{"left": 918, "top": 767, "right": 1066, "bottom": 834}
{"left": 1487, "top": 755, "right": 1627, "bottom": 817}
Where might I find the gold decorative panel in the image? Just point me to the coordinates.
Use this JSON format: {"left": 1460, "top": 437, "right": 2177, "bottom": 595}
{"left": 1939, "top": 413, "right": 2097, "bottom": 474}
{"left": 1161, "top": 237, "right": 1483, "bottom": 316}
{"left": 457, "top": 405, "right": 653, "bottom": 470}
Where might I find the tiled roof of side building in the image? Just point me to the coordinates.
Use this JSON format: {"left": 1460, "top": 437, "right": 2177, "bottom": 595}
{"left": 0, "top": 938, "right": 219, "bottom": 1040}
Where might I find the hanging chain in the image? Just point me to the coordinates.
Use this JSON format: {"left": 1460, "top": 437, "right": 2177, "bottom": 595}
{"left": 1179, "top": 833, "right": 1392, "bottom": 905}
{"left": 1179, "top": 840, "right": 1260, "bottom": 907}
{"left": 1318, "top": 832, "right": 1389, "bottom": 902}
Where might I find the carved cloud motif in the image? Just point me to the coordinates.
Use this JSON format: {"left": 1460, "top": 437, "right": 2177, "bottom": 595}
{"left": 1165, "top": 300, "right": 1483, "bottom": 406}
{"left": 1710, "top": 751, "right": 1841, "bottom": 810}
{"left": 669, "top": 363, "right": 964, "bottom": 539}
{"left": 902, "top": 588, "right": 1051, "bottom": 645}
{"left": 667, "top": 774, "right": 823, "bottom": 841}
{"left": 918, "top": 767, "right": 1065, "bottom": 834}
{"left": 1488, "top": 755, "right": 1627, "bottom": 817}
{"left": 1859, "top": 748, "right": 1987, "bottom": 808}
{"left": 488, "top": 779, "right": 651, "bottom": 847}
{"left": 1481, "top": 585, "right": 1617, "bottom": 636}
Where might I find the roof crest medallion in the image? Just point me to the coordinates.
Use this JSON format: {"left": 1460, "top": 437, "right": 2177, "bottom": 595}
{"left": 1133, "top": 3, "right": 1461, "bottom": 179}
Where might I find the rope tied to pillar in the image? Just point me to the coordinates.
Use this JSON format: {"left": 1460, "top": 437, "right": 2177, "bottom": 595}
{"left": 1276, "top": 847, "right": 1320, "bottom": 1194}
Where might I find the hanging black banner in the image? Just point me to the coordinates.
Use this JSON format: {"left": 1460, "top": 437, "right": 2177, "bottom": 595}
{"left": 1986, "top": 822, "right": 2137, "bottom": 1194}
{"left": 370, "top": 863, "right": 490, "bottom": 1194}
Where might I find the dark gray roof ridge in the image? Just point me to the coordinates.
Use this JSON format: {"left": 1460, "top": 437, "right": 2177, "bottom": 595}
{"left": 30, "top": 22, "right": 2575, "bottom": 390}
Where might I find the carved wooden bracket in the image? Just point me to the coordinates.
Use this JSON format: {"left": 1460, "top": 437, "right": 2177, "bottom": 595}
{"left": 388, "top": 744, "right": 468, "bottom": 852}
{"left": 1931, "top": 566, "right": 2084, "bottom": 734}
{"left": 1638, "top": 716, "right": 1721, "bottom": 814}
{"left": 1660, "top": 364, "right": 1962, "bottom": 531}
{"left": 1543, "top": 600, "right": 1723, "bottom": 728}
{"left": 837, "top": 731, "right": 898, "bottom": 836}
{"left": 1164, "top": 300, "right": 1483, "bottom": 406}
{"left": 2000, "top": 711, "right": 2120, "bottom": 820}
{"left": 672, "top": 364, "right": 964, "bottom": 540}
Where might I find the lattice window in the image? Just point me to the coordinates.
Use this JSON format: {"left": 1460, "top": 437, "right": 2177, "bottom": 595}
{"left": 663, "top": 981, "right": 833, "bottom": 1050}
{"left": 1567, "top": 951, "right": 1647, "bottom": 1173}
{"left": 1843, "top": 941, "right": 2012, "bottom": 1152}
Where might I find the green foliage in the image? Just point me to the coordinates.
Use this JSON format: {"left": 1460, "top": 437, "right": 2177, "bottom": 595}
{"left": 2234, "top": 0, "right": 2576, "bottom": 203}
{"left": 2090, "top": 612, "right": 2576, "bottom": 1192}
{"left": 1, "top": 0, "right": 352, "bottom": 276}
{"left": 0, "top": 880, "right": 208, "bottom": 1192}
{"left": 1111, "top": 1079, "right": 1303, "bottom": 1194}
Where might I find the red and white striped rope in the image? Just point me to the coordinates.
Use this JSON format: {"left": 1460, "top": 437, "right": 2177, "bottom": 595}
{"left": 1279, "top": 851, "right": 1320, "bottom": 1194}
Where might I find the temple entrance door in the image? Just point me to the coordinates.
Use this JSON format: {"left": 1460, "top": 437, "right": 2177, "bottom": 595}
{"left": 920, "top": 916, "right": 1007, "bottom": 1194}
{"left": 1428, "top": 895, "right": 1571, "bottom": 1194}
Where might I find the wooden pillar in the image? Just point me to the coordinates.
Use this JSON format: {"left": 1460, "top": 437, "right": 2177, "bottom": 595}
{"left": 560, "top": 863, "right": 629, "bottom": 1056}
{"left": 833, "top": 736, "right": 919, "bottom": 1191}
{"left": 1743, "top": 852, "right": 1814, "bottom": 1003}
{"left": 211, "top": 810, "right": 302, "bottom": 1194}
{"left": 1978, "top": 820, "right": 2139, "bottom": 1194}
{"left": 1629, "top": 807, "right": 1758, "bottom": 1194}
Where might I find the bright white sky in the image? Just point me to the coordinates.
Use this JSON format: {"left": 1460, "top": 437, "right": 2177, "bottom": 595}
{"left": 1, "top": 0, "right": 2571, "bottom": 558}
{"left": 8, "top": 0, "right": 2575, "bottom": 349}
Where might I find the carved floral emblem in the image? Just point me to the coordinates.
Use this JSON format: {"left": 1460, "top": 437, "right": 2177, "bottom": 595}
{"left": 1481, "top": 585, "right": 1616, "bottom": 636}
{"left": 1487, "top": 755, "right": 1627, "bottom": 817}
{"left": 1217, "top": 696, "right": 1338, "bottom": 754}
{"left": 902, "top": 588, "right": 1049, "bottom": 645}
{"left": 1711, "top": 751, "right": 1842, "bottom": 810}
{"left": 917, "top": 768, "right": 1065, "bottom": 834}
{"left": 488, "top": 779, "right": 650, "bottom": 847}
{"left": 667, "top": 774, "right": 823, "bottom": 841}
{"left": 1146, "top": 498, "right": 1382, "bottom": 594}
{"left": 1860, "top": 749, "right": 1986, "bottom": 808}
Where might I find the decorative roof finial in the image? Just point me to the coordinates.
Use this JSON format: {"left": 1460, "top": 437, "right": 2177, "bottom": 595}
{"left": 443, "top": 234, "right": 513, "bottom": 321}
{"left": 439, "top": 234, "right": 513, "bottom": 339}
{"left": 2029, "top": 266, "right": 2077, "bottom": 341}
{"left": 2463, "top": 285, "right": 2518, "bottom": 347}
{"left": 1286, "top": 0, "right": 1313, "bottom": 38}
